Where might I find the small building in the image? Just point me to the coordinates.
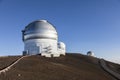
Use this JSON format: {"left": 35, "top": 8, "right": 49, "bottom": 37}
{"left": 87, "top": 51, "right": 94, "bottom": 57}
{"left": 22, "top": 20, "right": 66, "bottom": 57}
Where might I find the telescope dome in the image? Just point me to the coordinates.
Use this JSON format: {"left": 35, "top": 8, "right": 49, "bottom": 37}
{"left": 87, "top": 51, "right": 94, "bottom": 56}
{"left": 58, "top": 42, "right": 66, "bottom": 49}
{"left": 22, "top": 20, "right": 58, "bottom": 41}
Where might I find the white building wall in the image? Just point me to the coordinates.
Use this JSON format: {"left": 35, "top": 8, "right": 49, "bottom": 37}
{"left": 24, "top": 39, "right": 60, "bottom": 57}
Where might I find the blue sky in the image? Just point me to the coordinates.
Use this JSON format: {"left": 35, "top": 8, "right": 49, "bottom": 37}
{"left": 0, "top": 0, "right": 120, "bottom": 63}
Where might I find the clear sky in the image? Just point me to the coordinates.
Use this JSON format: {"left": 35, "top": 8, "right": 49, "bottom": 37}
{"left": 0, "top": 0, "right": 120, "bottom": 63}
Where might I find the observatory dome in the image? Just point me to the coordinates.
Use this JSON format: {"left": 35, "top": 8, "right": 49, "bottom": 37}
{"left": 58, "top": 42, "right": 66, "bottom": 49}
{"left": 22, "top": 20, "right": 66, "bottom": 57}
{"left": 87, "top": 51, "right": 94, "bottom": 56}
{"left": 23, "top": 20, "right": 58, "bottom": 41}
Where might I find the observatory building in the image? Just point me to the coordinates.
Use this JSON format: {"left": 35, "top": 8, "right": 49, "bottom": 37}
{"left": 87, "top": 51, "right": 94, "bottom": 57}
{"left": 22, "top": 20, "right": 66, "bottom": 57}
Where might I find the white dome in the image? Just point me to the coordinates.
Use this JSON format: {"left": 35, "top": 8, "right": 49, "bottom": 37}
{"left": 22, "top": 20, "right": 58, "bottom": 41}
{"left": 87, "top": 51, "right": 94, "bottom": 56}
{"left": 58, "top": 42, "right": 66, "bottom": 49}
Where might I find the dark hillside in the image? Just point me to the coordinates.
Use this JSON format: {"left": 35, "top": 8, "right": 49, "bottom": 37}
{"left": 0, "top": 56, "right": 21, "bottom": 70}
{"left": 0, "top": 53, "right": 119, "bottom": 80}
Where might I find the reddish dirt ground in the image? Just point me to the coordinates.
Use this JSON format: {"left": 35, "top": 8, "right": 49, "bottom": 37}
{"left": 0, "top": 53, "right": 119, "bottom": 80}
